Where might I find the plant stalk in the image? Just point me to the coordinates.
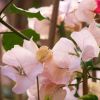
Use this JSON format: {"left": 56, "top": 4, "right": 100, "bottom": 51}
{"left": 37, "top": 76, "right": 40, "bottom": 100}
{"left": 83, "top": 66, "right": 88, "bottom": 95}
{"left": 48, "top": 0, "right": 60, "bottom": 48}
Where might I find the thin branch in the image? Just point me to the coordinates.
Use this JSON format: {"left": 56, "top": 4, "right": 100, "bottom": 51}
{"left": 0, "top": 0, "right": 14, "bottom": 15}
{"left": 92, "top": 67, "right": 100, "bottom": 71}
{"left": 48, "top": 0, "right": 60, "bottom": 48}
{"left": 68, "top": 81, "right": 83, "bottom": 87}
{"left": 88, "top": 72, "right": 100, "bottom": 81}
{"left": 0, "top": 18, "right": 29, "bottom": 40}
{"left": 36, "top": 76, "right": 40, "bottom": 100}
{"left": 89, "top": 76, "right": 100, "bottom": 81}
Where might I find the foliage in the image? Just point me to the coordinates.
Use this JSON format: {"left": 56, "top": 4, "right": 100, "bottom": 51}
{"left": 3, "top": 29, "right": 40, "bottom": 50}
{"left": 7, "top": 4, "right": 45, "bottom": 20}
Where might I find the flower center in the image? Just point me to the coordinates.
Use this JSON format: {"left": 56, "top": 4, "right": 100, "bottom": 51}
{"left": 36, "top": 46, "right": 52, "bottom": 63}
{"left": 14, "top": 66, "right": 26, "bottom": 76}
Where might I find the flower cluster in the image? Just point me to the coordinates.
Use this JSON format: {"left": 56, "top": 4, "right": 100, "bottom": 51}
{"left": 1, "top": 0, "right": 100, "bottom": 100}
{"left": 28, "top": 0, "right": 100, "bottom": 39}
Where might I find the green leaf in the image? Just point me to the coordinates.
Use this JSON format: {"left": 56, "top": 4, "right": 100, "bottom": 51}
{"left": 22, "top": 29, "right": 40, "bottom": 41}
{"left": 7, "top": 4, "right": 45, "bottom": 20}
{"left": 3, "top": 29, "right": 40, "bottom": 50}
{"left": 79, "top": 93, "right": 98, "bottom": 100}
{"left": 3, "top": 32, "right": 23, "bottom": 51}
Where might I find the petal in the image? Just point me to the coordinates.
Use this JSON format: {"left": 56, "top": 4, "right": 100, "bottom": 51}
{"left": 34, "top": 19, "right": 50, "bottom": 39}
{"left": 28, "top": 18, "right": 50, "bottom": 39}
{"left": 27, "top": 84, "right": 37, "bottom": 99}
{"left": 28, "top": 18, "right": 36, "bottom": 30}
{"left": 1, "top": 65, "right": 17, "bottom": 81}
{"left": 38, "top": 5, "right": 53, "bottom": 18}
{"left": 59, "top": 0, "right": 71, "bottom": 14}
{"left": 52, "top": 38, "right": 80, "bottom": 70}
{"left": 75, "top": 0, "right": 96, "bottom": 23}
{"left": 82, "top": 46, "right": 96, "bottom": 61}
{"left": 3, "top": 45, "right": 41, "bottom": 75}
{"left": 64, "top": 12, "right": 82, "bottom": 31}
{"left": 28, "top": 63, "right": 43, "bottom": 81}
{"left": 40, "top": 81, "right": 66, "bottom": 100}
{"left": 64, "top": 87, "right": 77, "bottom": 100}
{"left": 71, "top": 29, "right": 99, "bottom": 61}
{"left": 43, "top": 59, "right": 71, "bottom": 84}
{"left": 75, "top": 9, "right": 95, "bottom": 24}
{"left": 59, "top": 0, "right": 80, "bottom": 14}
{"left": 89, "top": 21, "right": 100, "bottom": 46}
{"left": 12, "top": 75, "right": 35, "bottom": 94}
{"left": 23, "top": 39, "right": 38, "bottom": 54}
{"left": 13, "top": 63, "right": 43, "bottom": 94}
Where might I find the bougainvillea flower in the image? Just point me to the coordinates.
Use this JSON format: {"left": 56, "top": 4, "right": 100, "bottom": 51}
{"left": 42, "top": 38, "right": 80, "bottom": 84}
{"left": 89, "top": 21, "right": 100, "bottom": 46}
{"left": 1, "top": 40, "right": 43, "bottom": 94}
{"left": 71, "top": 29, "right": 99, "bottom": 62}
{"left": 94, "top": 0, "right": 100, "bottom": 13}
{"left": 75, "top": 0, "right": 97, "bottom": 24}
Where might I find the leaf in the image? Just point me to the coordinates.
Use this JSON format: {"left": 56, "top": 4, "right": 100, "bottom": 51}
{"left": 79, "top": 93, "right": 98, "bottom": 100}
{"left": 22, "top": 29, "right": 40, "bottom": 41}
{"left": 3, "top": 29, "right": 40, "bottom": 50}
{"left": 7, "top": 4, "right": 45, "bottom": 20}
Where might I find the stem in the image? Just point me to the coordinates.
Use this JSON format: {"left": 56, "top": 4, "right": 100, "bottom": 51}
{"left": 88, "top": 72, "right": 100, "bottom": 81}
{"left": 92, "top": 58, "right": 97, "bottom": 82}
{"left": 0, "top": 0, "right": 14, "bottom": 15}
{"left": 83, "top": 66, "right": 88, "bottom": 95}
{"left": 0, "top": 35, "right": 3, "bottom": 100}
{"left": 0, "top": 18, "right": 29, "bottom": 40}
{"left": 92, "top": 67, "right": 100, "bottom": 70}
{"left": 36, "top": 76, "right": 40, "bottom": 100}
{"left": 89, "top": 76, "right": 100, "bottom": 81}
{"left": 48, "top": 0, "right": 60, "bottom": 48}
